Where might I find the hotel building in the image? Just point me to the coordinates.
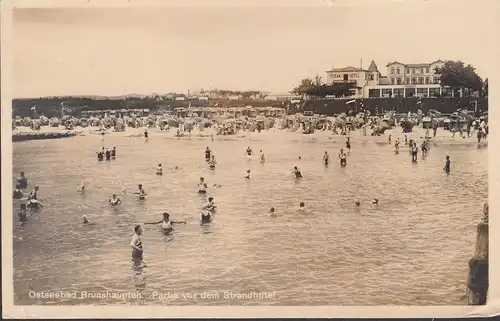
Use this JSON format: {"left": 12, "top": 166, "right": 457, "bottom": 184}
{"left": 326, "top": 59, "right": 463, "bottom": 99}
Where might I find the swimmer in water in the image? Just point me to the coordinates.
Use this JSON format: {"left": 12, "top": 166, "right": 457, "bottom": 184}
{"left": 371, "top": 198, "right": 379, "bottom": 206}
{"left": 355, "top": 201, "right": 361, "bottom": 207}
{"left": 213, "top": 184, "right": 222, "bottom": 188}
{"left": 209, "top": 155, "right": 217, "bottom": 170}
{"left": 16, "top": 171, "right": 28, "bottom": 189}
{"left": 82, "top": 215, "right": 90, "bottom": 224}
{"left": 105, "top": 149, "right": 111, "bottom": 161}
{"left": 269, "top": 207, "right": 277, "bottom": 217}
{"left": 299, "top": 202, "right": 307, "bottom": 211}
{"left": 444, "top": 155, "right": 451, "bottom": 174}
{"left": 145, "top": 212, "right": 186, "bottom": 233}
{"left": 198, "top": 177, "right": 208, "bottom": 193}
{"left": 346, "top": 137, "right": 351, "bottom": 151}
{"left": 130, "top": 225, "right": 144, "bottom": 261}
{"left": 109, "top": 193, "right": 122, "bottom": 206}
{"left": 338, "top": 149, "right": 347, "bottom": 167}
{"left": 245, "top": 146, "right": 254, "bottom": 156}
{"left": 156, "top": 164, "right": 163, "bottom": 175}
{"left": 97, "top": 151, "right": 104, "bottom": 162}
{"left": 259, "top": 150, "right": 266, "bottom": 163}
{"left": 200, "top": 197, "right": 216, "bottom": 223}
{"left": 292, "top": 166, "right": 303, "bottom": 178}
{"left": 323, "top": 151, "right": 330, "bottom": 166}
{"left": 133, "top": 184, "right": 147, "bottom": 199}
{"left": 205, "top": 147, "right": 212, "bottom": 163}
{"left": 78, "top": 184, "right": 86, "bottom": 193}
{"left": 18, "top": 203, "right": 28, "bottom": 225}
{"left": 245, "top": 169, "right": 251, "bottom": 179}
{"left": 298, "top": 156, "right": 302, "bottom": 160}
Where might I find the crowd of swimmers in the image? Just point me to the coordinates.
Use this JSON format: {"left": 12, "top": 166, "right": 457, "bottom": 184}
{"left": 13, "top": 118, "right": 487, "bottom": 265}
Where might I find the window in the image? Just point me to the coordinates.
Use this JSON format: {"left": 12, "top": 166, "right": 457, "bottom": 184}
{"left": 406, "top": 69, "right": 410, "bottom": 74}
{"left": 396, "top": 68, "right": 400, "bottom": 74}
{"left": 429, "top": 88, "right": 440, "bottom": 97}
{"left": 369, "top": 74, "right": 374, "bottom": 81}
{"left": 369, "top": 89, "right": 380, "bottom": 98}
{"left": 411, "top": 77, "right": 417, "bottom": 84}
{"left": 420, "top": 68, "right": 424, "bottom": 73}
{"left": 425, "top": 77, "right": 430, "bottom": 84}
{"left": 426, "top": 68, "right": 429, "bottom": 73}
{"left": 391, "top": 78, "right": 395, "bottom": 85}
{"left": 418, "top": 77, "right": 424, "bottom": 84}
{"left": 417, "top": 88, "right": 428, "bottom": 98}
{"left": 382, "top": 89, "right": 393, "bottom": 97}
{"left": 405, "top": 77, "right": 410, "bottom": 84}
{"left": 391, "top": 67, "right": 395, "bottom": 74}
{"left": 406, "top": 88, "right": 416, "bottom": 97}
{"left": 433, "top": 76, "right": 440, "bottom": 84}
{"left": 396, "top": 78, "right": 402, "bottom": 85}
{"left": 393, "top": 88, "right": 404, "bottom": 97}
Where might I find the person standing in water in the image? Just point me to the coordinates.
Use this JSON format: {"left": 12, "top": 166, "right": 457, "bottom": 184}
{"left": 259, "top": 150, "right": 266, "bottom": 163}
{"left": 145, "top": 212, "right": 186, "bottom": 234}
{"left": 411, "top": 142, "right": 418, "bottom": 162}
{"left": 18, "top": 203, "right": 28, "bottom": 225}
{"left": 16, "top": 171, "right": 28, "bottom": 189}
{"left": 105, "top": 149, "right": 111, "bottom": 161}
{"left": 292, "top": 166, "right": 303, "bottom": 178}
{"left": 134, "top": 184, "right": 147, "bottom": 199}
{"left": 338, "top": 149, "right": 347, "bottom": 167}
{"left": 144, "top": 128, "right": 149, "bottom": 142}
{"left": 444, "top": 156, "right": 451, "bottom": 174}
{"left": 130, "top": 225, "right": 144, "bottom": 262}
{"left": 395, "top": 138, "right": 400, "bottom": 154}
{"left": 209, "top": 155, "right": 217, "bottom": 170}
{"left": 245, "top": 146, "right": 254, "bottom": 156}
{"left": 269, "top": 207, "right": 277, "bottom": 217}
{"left": 245, "top": 169, "right": 251, "bottom": 179}
{"left": 205, "top": 147, "right": 212, "bottom": 163}
{"left": 156, "top": 164, "right": 163, "bottom": 175}
{"left": 109, "top": 193, "right": 122, "bottom": 206}
{"left": 201, "top": 197, "right": 216, "bottom": 223}
{"left": 323, "top": 151, "right": 330, "bottom": 166}
{"left": 346, "top": 137, "right": 351, "bottom": 152}
{"left": 388, "top": 134, "right": 392, "bottom": 145}
{"left": 198, "top": 177, "right": 208, "bottom": 193}
{"left": 111, "top": 147, "right": 117, "bottom": 159}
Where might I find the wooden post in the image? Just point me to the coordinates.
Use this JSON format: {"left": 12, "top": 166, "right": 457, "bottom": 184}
{"left": 467, "top": 203, "right": 489, "bottom": 305}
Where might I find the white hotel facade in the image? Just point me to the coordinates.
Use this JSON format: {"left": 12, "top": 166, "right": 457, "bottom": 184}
{"left": 325, "top": 59, "right": 461, "bottom": 99}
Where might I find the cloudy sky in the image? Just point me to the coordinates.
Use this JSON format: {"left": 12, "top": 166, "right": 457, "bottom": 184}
{"left": 12, "top": 0, "right": 499, "bottom": 97}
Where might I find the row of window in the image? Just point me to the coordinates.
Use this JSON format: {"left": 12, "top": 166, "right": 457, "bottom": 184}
{"left": 390, "top": 76, "right": 440, "bottom": 85}
{"left": 331, "top": 73, "right": 359, "bottom": 79}
{"left": 390, "top": 66, "right": 442, "bottom": 75}
{"left": 368, "top": 87, "right": 451, "bottom": 98}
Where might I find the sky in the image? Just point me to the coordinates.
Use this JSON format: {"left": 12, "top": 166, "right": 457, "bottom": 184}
{"left": 12, "top": 0, "right": 500, "bottom": 98}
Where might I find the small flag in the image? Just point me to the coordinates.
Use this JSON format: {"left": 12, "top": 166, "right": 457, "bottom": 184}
{"left": 346, "top": 99, "right": 356, "bottom": 105}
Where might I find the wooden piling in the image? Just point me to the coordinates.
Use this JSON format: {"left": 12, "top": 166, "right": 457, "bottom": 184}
{"left": 466, "top": 203, "right": 489, "bottom": 305}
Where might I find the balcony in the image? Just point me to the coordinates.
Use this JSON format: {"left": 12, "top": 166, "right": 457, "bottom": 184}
{"left": 330, "top": 80, "right": 357, "bottom": 84}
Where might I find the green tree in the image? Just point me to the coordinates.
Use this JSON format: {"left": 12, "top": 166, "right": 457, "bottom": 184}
{"left": 434, "top": 60, "right": 484, "bottom": 96}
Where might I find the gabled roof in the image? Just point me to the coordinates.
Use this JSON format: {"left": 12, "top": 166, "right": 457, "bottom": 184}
{"left": 367, "top": 60, "right": 379, "bottom": 72}
{"left": 430, "top": 59, "right": 445, "bottom": 64}
{"left": 386, "top": 61, "right": 405, "bottom": 67}
{"left": 327, "top": 66, "right": 368, "bottom": 72}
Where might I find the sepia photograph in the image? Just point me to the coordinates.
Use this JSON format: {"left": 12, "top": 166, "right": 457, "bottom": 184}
{"left": 3, "top": 0, "right": 497, "bottom": 316}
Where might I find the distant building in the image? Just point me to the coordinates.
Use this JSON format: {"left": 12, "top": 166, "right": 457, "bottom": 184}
{"left": 326, "top": 59, "right": 465, "bottom": 99}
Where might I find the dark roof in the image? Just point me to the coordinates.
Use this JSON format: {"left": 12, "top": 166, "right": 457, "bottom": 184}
{"left": 368, "top": 60, "right": 379, "bottom": 72}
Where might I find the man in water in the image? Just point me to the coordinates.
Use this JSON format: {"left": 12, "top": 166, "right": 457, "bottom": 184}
{"left": 130, "top": 225, "right": 144, "bottom": 261}
{"left": 144, "top": 129, "right": 149, "bottom": 142}
{"left": 338, "top": 149, "right": 347, "bottom": 167}
{"left": 444, "top": 156, "right": 451, "bottom": 174}
{"left": 198, "top": 177, "right": 208, "bottom": 193}
{"left": 346, "top": 137, "right": 351, "bottom": 151}
{"left": 245, "top": 146, "right": 254, "bottom": 156}
{"left": 18, "top": 203, "right": 28, "bottom": 225}
{"left": 134, "top": 184, "right": 147, "bottom": 199}
{"left": 111, "top": 147, "right": 117, "bottom": 159}
{"left": 156, "top": 164, "right": 163, "bottom": 175}
{"left": 109, "top": 194, "right": 122, "bottom": 205}
{"left": 259, "top": 150, "right": 266, "bottom": 163}
{"left": 201, "top": 197, "right": 216, "bottom": 223}
{"left": 16, "top": 171, "right": 28, "bottom": 189}
{"left": 299, "top": 202, "right": 307, "bottom": 211}
{"left": 145, "top": 212, "right": 186, "bottom": 234}
{"left": 209, "top": 155, "right": 217, "bottom": 170}
{"left": 395, "top": 138, "right": 400, "bottom": 153}
{"left": 292, "top": 166, "right": 303, "bottom": 178}
{"left": 245, "top": 169, "right": 251, "bottom": 179}
{"left": 105, "top": 149, "right": 111, "bottom": 161}
{"left": 323, "top": 151, "right": 330, "bottom": 166}
{"left": 97, "top": 151, "right": 104, "bottom": 162}
{"left": 205, "top": 147, "right": 212, "bottom": 163}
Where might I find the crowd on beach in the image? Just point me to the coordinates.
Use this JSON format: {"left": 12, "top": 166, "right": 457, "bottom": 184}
{"left": 13, "top": 109, "right": 488, "bottom": 267}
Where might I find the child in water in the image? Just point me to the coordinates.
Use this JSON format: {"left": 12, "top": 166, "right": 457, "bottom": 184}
{"left": 444, "top": 156, "right": 451, "bottom": 174}
{"left": 198, "top": 177, "right": 208, "bottom": 193}
{"left": 269, "top": 207, "right": 277, "bottom": 217}
{"left": 245, "top": 169, "right": 251, "bottom": 179}
{"left": 299, "top": 202, "right": 307, "bottom": 211}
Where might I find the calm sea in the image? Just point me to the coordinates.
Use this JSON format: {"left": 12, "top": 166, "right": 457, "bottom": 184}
{"left": 12, "top": 129, "right": 487, "bottom": 305}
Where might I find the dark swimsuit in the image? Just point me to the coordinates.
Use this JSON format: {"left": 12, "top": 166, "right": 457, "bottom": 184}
{"left": 201, "top": 212, "right": 212, "bottom": 223}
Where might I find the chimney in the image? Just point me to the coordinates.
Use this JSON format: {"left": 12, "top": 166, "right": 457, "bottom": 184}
{"left": 360, "top": 59, "right": 363, "bottom": 69}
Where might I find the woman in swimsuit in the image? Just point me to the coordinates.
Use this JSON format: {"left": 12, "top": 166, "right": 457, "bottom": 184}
{"left": 109, "top": 194, "right": 122, "bottom": 206}
{"left": 156, "top": 164, "right": 163, "bottom": 175}
{"left": 198, "top": 177, "right": 208, "bottom": 193}
{"left": 145, "top": 212, "right": 186, "bottom": 234}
